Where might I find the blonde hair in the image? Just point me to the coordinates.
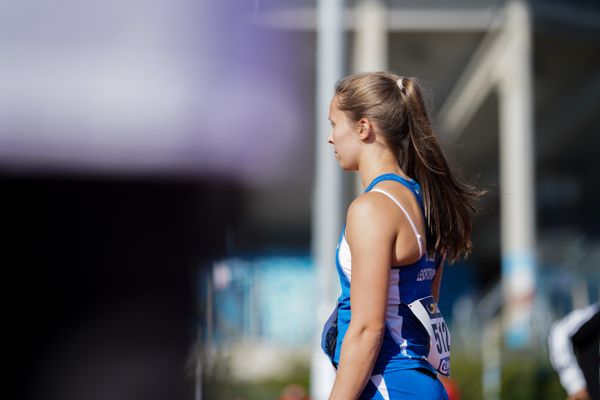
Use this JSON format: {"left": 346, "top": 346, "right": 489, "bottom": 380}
{"left": 335, "top": 71, "right": 483, "bottom": 263}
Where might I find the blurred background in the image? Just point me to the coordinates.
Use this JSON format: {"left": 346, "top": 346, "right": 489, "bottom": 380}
{"left": 2, "top": 0, "right": 599, "bottom": 399}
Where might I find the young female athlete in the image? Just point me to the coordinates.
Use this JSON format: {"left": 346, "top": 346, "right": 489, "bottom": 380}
{"left": 321, "top": 71, "right": 481, "bottom": 399}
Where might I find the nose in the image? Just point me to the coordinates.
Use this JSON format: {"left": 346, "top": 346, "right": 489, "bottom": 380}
{"left": 327, "top": 133, "right": 334, "bottom": 144}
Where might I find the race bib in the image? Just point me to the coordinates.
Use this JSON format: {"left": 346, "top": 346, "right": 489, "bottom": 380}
{"left": 407, "top": 296, "right": 451, "bottom": 376}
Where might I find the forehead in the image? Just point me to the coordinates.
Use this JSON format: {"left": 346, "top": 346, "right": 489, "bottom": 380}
{"left": 328, "top": 96, "right": 340, "bottom": 117}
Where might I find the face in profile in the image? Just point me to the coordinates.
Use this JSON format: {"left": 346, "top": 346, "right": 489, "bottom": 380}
{"left": 327, "top": 96, "right": 362, "bottom": 171}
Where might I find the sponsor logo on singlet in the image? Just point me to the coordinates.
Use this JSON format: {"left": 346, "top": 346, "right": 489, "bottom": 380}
{"left": 416, "top": 268, "right": 436, "bottom": 282}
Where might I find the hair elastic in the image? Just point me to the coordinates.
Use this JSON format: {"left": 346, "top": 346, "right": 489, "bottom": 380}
{"left": 397, "top": 78, "right": 406, "bottom": 93}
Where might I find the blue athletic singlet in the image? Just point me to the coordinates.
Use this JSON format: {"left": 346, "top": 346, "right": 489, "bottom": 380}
{"left": 321, "top": 173, "right": 449, "bottom": 400}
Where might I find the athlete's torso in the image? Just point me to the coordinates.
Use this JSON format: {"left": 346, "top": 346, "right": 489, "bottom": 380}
{"left": 332, "top": 173, "right": 441, "bottom": 374}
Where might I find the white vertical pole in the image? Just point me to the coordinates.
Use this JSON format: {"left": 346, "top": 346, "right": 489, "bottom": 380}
{"left": 352, "top": 0, "right": 388, "bottom": 194}
{"left": 311, "top": 1, "right": 345, "bottom": 399}
{"left": 353, "top": 0, "right": 388, "bottom": 73}
{"left": 498, "top": 0, "right": 536, "bottom": 350}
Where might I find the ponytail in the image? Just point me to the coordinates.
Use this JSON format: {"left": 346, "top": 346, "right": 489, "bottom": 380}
{"left": 335, "top": 72, "right": 483, "bottom": 263}
{"left": 402, "top": 78, "right": 482, "bottom": 263}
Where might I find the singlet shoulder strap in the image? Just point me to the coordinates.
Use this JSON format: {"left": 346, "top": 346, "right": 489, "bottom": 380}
{"left": 364, "top": 173, "right": 424, "bottom": 210}
{"left": 370, "top": 188, "right": 425, "bottom": 257}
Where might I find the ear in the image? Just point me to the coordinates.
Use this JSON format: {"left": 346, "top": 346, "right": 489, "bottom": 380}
{"left": 358, "top": 117, "right": 373, "bottom": 140}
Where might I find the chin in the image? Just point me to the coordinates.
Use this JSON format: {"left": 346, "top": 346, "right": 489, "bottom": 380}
{"left": 339, "top": 162, "right": 357, "bottom": 171}
{"left": 335, "top": 156, "right": 357, "bottom": 171}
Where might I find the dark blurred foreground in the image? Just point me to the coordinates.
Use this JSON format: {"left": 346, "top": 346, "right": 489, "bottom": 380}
{"left": 3, "top": 174, "right": 235, "bottom": 400}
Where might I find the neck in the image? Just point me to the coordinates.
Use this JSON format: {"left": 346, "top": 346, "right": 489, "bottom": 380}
{"left": 357, "top": 147, "right": 407, "bottom": 189}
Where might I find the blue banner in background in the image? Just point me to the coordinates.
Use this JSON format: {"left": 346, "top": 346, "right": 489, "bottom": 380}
{"left": 203, "top": 253, "right": 316, "bottom": 348}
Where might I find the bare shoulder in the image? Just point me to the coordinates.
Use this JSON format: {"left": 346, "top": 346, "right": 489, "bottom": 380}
{"left": 346, "top": 192, "right": 397, "bottom": 240}
{"left": 347, "top": 192, "right": 390, "bottom": 220}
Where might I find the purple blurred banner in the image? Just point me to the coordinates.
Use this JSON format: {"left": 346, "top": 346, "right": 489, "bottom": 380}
{"left": 0, "top": 1, "right": 308, "bottom": 186}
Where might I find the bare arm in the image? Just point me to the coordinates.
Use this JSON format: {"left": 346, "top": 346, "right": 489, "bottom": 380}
{"left": 328, "top": 194, "right": 396, "bottom": 400}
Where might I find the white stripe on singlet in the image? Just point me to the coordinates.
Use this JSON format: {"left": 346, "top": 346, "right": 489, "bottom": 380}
{"left": 370, "top": 188, "right": 424, "bottom": 257}
{"left": 370, "top": 374, "right": 390, "bottom": 400}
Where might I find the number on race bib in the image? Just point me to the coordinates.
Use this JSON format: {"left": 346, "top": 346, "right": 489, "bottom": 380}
{"left": 432, "top": 322, "right": 442, "bottom": 353}
{"left": 432, "top": 320, "right": 451, "bottom": 353}
{"left": 441, "top": 321, "right": 450, "bottom": 352}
